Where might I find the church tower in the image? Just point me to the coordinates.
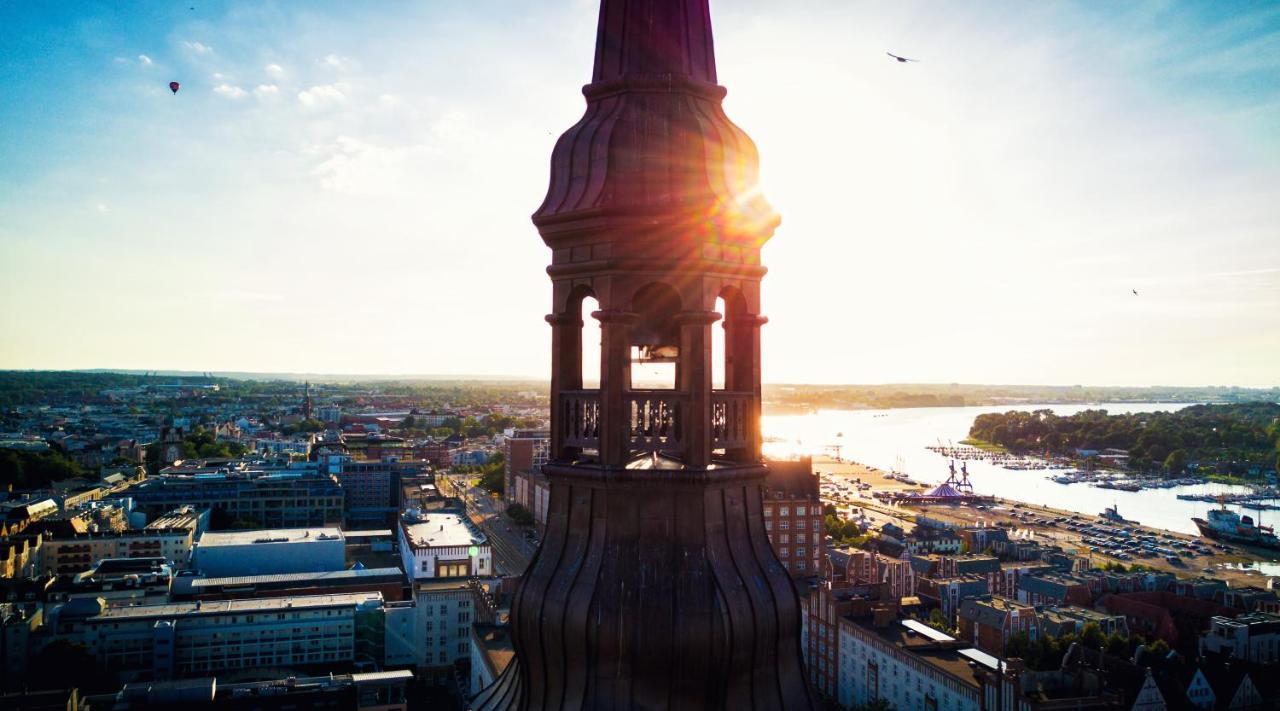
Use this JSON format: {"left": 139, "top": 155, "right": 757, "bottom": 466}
{"left": 474, "top": 0, "right": 816, "bottom": 708}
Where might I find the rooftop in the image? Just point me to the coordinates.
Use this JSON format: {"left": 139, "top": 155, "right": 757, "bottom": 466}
{"left": 843, "top": 614, "right": 989, "bottom": 692}
{"left": 172, "top": 566, "right": 403, "bottom": 594}
{"left": 196, "top": 527, "right": 343, "bottom": 547}
{"left": 88, "top": 591, "right": 384, "bottom": 621}
{"left": 402, "top": 512, "right": 484, "bottom": 549}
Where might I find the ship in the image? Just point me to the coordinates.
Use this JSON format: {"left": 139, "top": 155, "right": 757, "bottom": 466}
{"left": 1192, "top": 505, "right": 1280, "bottom": 550}
{"left": 1100, "top": 504, "right": 1138, "bottom": 525}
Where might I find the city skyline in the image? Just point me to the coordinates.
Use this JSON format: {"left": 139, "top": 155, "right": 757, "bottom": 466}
{"left": 3, "top": 0, "right": 1279, "bottom": 387}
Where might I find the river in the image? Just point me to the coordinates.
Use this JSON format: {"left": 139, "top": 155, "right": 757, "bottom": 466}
{"left": 761, "top": 403, "right": 1278, "bottom": 538}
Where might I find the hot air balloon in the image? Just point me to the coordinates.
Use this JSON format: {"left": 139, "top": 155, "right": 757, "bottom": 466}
{"left": 169, "top": 82, "right": 180, "bottom": 95}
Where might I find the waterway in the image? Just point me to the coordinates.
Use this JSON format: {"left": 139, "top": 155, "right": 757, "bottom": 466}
{"left": 761, "top": 403, "right": 1278, "bottom": 538}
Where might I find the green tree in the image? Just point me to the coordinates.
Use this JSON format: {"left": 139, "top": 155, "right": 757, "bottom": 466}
{"left": 1080, "top": 622, "right": 1105, "bottom": 650}
{"left": 506, "top": 503, "right": 534, "bottom": 526}
{"left": 1164, "top": 449, "right": 1187, "bottom": 475}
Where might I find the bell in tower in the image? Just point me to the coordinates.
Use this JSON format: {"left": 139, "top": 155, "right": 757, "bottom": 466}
{"left": 473, "top": 0, "right": 817, "bottom": 708}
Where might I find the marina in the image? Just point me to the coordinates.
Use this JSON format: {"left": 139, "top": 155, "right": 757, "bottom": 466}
{"left": 762, "top": 402, "right": 1280, "bottom": 536}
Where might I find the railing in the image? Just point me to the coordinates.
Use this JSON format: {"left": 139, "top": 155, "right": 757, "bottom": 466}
{"left": 628, "top": 390, "right": 685, "bottom": 454}
{"left": 711, "top": 391, "right": 753, "bottom": 450}
{"left": 557, "top": 389, "right": 756, "bottom": 458}
{"left": 560, "top": 389, "right": 601, "bottom": 449}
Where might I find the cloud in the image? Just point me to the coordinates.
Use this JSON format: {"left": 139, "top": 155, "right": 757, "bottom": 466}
{"left": 307, "top": 136, "right": 432, "bottom": 197}
{"left": 95, "top": 203, "right": 109, "bottom": 214}
{"left": 137, "top": 54, "right": 153, "bottom": 66}
{"left": 213, "top": 84, "right": 248, "bottom": 99}
{"left": 297, "top": 83, "right": 348, "bottom": 108}
{"left": 253, "top": 84, "right": 280, "bottom": 99}
{"left": 265, "top": 63, "right": 285, "bottom": 78}
{"left": 183, "top": 41, "right": 213, "bottom": 55}
{"left": 320, "top": 54, "right": 357, "bottom": 72}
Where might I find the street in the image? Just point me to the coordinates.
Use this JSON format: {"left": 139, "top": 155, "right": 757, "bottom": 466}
{"left": 438, "top": 471, "right": 536, "bottom": 575}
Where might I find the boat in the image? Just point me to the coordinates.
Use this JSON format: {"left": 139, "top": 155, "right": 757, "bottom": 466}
{"left": 1192, "top": 505, "right": 1280, "bottom": 550}
{"left": 1100, "top": 504, "right": 1138, "bottom": 525}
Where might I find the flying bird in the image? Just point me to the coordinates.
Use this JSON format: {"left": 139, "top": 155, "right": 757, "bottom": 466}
{"left": 1132, "top": 289, "right": 1139, "bottom": 296}
{"left": 887, "top": 52, "right": 919, "bottom": 63}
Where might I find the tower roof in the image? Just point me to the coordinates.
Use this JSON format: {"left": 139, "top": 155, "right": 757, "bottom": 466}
{"left": 533, "top": 0, "right": 777, "bottom": 244}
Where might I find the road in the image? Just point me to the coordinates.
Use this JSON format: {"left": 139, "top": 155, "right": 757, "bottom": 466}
{"left": 438, "top": 471, "right": 536, "bottom": 575}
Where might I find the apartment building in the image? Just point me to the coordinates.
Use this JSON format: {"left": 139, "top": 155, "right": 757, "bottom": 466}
{"left": 763, "top": 458, "right": 823, "bottom": 577}
{"left": 53, "top": 592, "right": 404, "bottom": 681}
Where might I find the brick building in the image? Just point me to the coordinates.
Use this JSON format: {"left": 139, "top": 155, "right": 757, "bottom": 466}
{"left": 763, "top": 458, "right": 823, "bottom": 577}
{"left": 503, "top": 430, "right": 550, "bottom": 527}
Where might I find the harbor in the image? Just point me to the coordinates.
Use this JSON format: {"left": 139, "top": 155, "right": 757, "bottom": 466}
{"left": 766, "top": 403, "right": 1280, "bottom": 584}
{"left": 813, "top": 455, "right": 1280, "bottom": 587}
{"left": 762, "top": 402, "right": 1280, "bottom": 536}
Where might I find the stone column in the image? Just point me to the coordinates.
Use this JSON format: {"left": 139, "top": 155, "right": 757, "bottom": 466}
{"left": 593, "top": 310, "right": 636, "bottom": 467}
{"left": 726, "top": 314, "right": 767, "bottom": 461}
{"left": 676, "top": 310, "right": 720, "bottom": 468}
{"left": 546, "top": 312, "right": 584, "bottom": 460}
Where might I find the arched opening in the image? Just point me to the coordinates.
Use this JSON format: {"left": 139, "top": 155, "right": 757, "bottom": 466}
{"left": 630, "top": 282, "right": 681, "bottom": 390}
{"left": 712, "top": 295, "right": 726, "bottom": 390}
{"left": 581, "top": 295, "right": 600, "bottom": 389}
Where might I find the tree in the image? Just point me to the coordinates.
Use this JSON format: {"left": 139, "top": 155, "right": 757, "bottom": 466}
{"left": 506, "top": 503, "right": 534, "bottom": 526}
{"left": 1164, "top": 449, "right": 1187, "bottom": 475}
{"left": 1080, "top": 622, "right": 1105, "bottom": 650}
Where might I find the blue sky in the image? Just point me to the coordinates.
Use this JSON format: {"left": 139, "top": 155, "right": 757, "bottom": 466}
{"left": 1, "top": 0, "right": 1278, "bottom": 386}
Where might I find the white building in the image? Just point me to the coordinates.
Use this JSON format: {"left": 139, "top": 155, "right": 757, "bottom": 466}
{"left": 192, "top": 527, "right": 345, "bottom": 577}
{"left": 398, "top": 511, "right": 491, "bottom": 581}
{"left": 397, "top": 510, "right": 491, "bottom": 670}
{"left": 837, "top": 616, "right": 984, "bottom": 711}
{"left": 1200, "top": 612, "right": 1280, "bottom": 664}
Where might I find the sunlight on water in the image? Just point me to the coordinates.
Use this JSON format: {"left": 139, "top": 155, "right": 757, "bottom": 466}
{"left": 762, "top": 403, "right": 1272, "bottom": 535}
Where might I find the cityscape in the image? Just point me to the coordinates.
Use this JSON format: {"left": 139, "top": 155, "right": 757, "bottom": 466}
{"left": 3, "top": 1, "right": 1279, "bottom": 711}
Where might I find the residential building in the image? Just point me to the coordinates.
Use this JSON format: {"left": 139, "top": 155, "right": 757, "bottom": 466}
{"left": 763, "top": 458, "right": 823, "bottom": 577}
{"left": 326, "top": 455, "right": 427, "bottom": 527}
{"left": 39, "top": 527, "right": 196, "bottom": 576}
{"left": 1038, "top": 605, "right": 1128, "bottom": 638}
{"left": 841, "top": 549, "right": 916, "bottom": 599}
{"left": 1200, "top": 612, "right": 1280, "bottom": 664}
{"left": 957, "top": 596, "right": 1037, "bottom": 655}
{"left": 1016, "top": 573, "right": 1092, "bottom": 607}
{"left": 837, "top": 614, "right": 984, "bottom": 711}
{"left": 1104, "top": 591, "right": 1238, "bottom": 648}
{"left": 916, "top": 575, "right": 989, "bottom": 626}
{"left": 52, "top": 592, "right": 394, "bottom": 681}
{"left": 170, "top": 567, "right": 407, "bottom": 603}
{"left": 80, "top": 670, "right": 413, "bottom": 710}
{"left": 192, "top": 527, "right": 346, "bottom": 577}
{"left": 398, "top": 510, "right": 492, "bottom": 581}
{"left": 803, "top": 579, "right": 890, "bottom": 697}
{"left": 115, "top": 464, "right": 343, "bottom": 529}
{"left": 504, "top": 430, "right": 550, "bottom": 528}
{"left": 0, "top": 534, "right": 41, "bottom": 579}
{"left": 398, "top": 510, "right": 493, "bottom": 671}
